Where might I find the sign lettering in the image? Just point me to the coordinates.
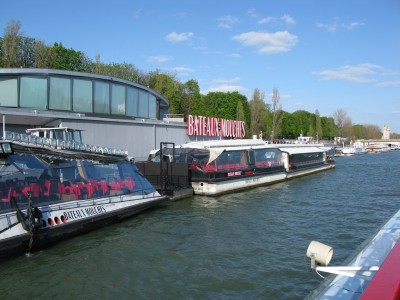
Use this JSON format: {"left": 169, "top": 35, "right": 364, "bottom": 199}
{"left": 187, "top": 115, "right": 245, "bottom": 138}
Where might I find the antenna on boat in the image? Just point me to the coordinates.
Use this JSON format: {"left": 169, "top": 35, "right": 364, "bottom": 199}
{"left": 306, "top": 241, "right": 379, "bottom": 279}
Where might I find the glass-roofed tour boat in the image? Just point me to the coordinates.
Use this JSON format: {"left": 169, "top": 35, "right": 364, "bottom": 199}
{"left": 0, "top": 129, "right": 168, "bottom": 260}
{"left": 149, "top": 139, "right": 335, "bottom": 196}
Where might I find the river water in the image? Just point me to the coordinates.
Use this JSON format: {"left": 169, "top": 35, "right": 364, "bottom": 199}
{"left": 1, "top": 151, "right": 400, "bottom": 299}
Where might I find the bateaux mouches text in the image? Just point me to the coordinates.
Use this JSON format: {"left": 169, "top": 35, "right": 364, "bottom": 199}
{"left": 187, "top": 115, "right": 245, "bottom": 138}
{"left": 63, "top": 206, "right": 106, "bottom": 220}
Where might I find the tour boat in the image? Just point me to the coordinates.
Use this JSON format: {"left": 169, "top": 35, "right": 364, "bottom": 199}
{"left": 341, "top": 146, "right": 366, "bottom": 156}
{"left": 0, "top": 131, "right": 168, "bottom": 260}
{"left": 150, "top": 139, "right": 335, "bottom": 196}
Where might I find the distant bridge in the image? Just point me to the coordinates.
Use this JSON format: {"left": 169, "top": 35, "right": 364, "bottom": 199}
{"left": 355, "top": 139, "right": 400, "bottom": 146}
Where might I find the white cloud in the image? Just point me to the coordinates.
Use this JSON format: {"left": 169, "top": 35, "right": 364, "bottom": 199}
{"left": 317, "top": 63, "right": 384, "bottom": 83}
{"left": 218, "top": 15, "right": 239, "bottom": 29}
{"left": 258, "top": 14, "right": 295, "bottom": 26}
{"left": 375, "top": 81, "right": 400, "bottom": 87}
{"left": 228, "top": 53, "right": 241, "bottom": 58}
{"left": 258, "top": 17, "right": 276, "bottom": 25}
{"left": 211, "top": 77, "right": 241, "bottom": 84}
{"left": 133, "top": 9, "right": 142, "bottom": 19}
{"left": 165, "top": 32, "right": 193, "bottom": 43}
{"left": 317, "top": 18, "right": 365, "bottom": 32}
{"left": 171, "top": 66, "right": 194, "bottom": 73}
{"left": 201, "top": 84, "right": 249, "bottom": 94}
{"left": 247, "top": 8, "right": 258, "bottom": 18}
{"left": 232, "top": 31, "right": 298, "bottom": 54}
{"left": 146, "top": 55, "right": 172, "bottom": 63}
{"left": 281, "top": 14, "right": 296, "bottom": 25}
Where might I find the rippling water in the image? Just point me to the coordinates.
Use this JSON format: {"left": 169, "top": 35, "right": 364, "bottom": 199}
{"left": 1, "top": 152, "right": 400, "bottom": 299}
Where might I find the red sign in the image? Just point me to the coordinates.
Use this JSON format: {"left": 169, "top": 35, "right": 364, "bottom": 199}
{"left": 187, "top": 115, "right": 246, "bottom": 138}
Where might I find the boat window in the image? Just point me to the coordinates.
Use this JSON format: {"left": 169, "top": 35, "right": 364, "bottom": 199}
{"left": 289, "top": 152, "right": 323, "bottom": 163}
{"left": 254, "top": 149, "right": 282, "bottom": 167}
{"left": 247, "top": 150, "right": 255, "bottom": 166}
{"left": 215, "top": 150, "right": 247, "bottom": 170}
{"left": 1, "top": 154, "right": 47, "bottom": 181}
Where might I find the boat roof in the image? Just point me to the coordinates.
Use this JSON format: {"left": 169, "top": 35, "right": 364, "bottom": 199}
{"left": 278, "top": 145, "right": 327, "bottom": 154}
{"left": 180, "top": 139, "right": 276, "bottom": 150}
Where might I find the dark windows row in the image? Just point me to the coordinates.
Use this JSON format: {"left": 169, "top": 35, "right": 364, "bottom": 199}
{"left": 0, "top": 76, "right": 158, "bottom": 119}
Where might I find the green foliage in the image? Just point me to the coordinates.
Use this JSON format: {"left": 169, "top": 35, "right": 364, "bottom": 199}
{"left": 352, "top": 124, "right": 366, "bottom": 139}
{"left": 181, "top": 79, "right": 201, "bottom": 117}
{"left": 50, "top": 42, "right": 88, "bottom": 71}
{"left": 321, "top": 117, "right": 336, "bottom": 139}
{"left": 148, "top": 71, "right": 181, "bottom": 114}
{"left": 0, "top": 37, "right": 3, "bottom": 67}
{"left": 249, "top": 89, "right": 268, "bottom": 137}
{"left": 2, "top": 19, "right": 22, "bottom": 67}
{"left": 280, "top": 111, "right": 296, "bottom": 138}
{"left": 315, "top": 110, "right": 323, "bottom": 141}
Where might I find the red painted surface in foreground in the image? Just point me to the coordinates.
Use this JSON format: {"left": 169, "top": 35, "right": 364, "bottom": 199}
{"left": 360, "top": 239, "right": 400, "bottom": 300}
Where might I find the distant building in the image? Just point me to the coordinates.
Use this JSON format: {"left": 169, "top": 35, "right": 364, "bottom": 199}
{"left": 382, "top": 125, "right": 390, "bottom": 139}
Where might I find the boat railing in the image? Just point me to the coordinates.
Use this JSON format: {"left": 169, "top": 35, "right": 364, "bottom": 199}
{"left": 2, "top": 131, "right": 127, "bottom": 156}
{"left": 0, "top": 187, "right": 159, "bottom": 215}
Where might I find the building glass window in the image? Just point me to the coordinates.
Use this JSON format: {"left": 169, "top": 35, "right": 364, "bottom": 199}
{"left": 149, "top": 95, "right": 156, "bottom": 119}
{"left": 20, "top": 76, "right": 47, "bottom": 109}
{"left": 49, "top": 77, "right": 71, "bottom": 110}
{"left": 94, "top": 81, "right": 110, "bottom": 114}
{"left": 73, "top": 79, "right": 93, "bottom": 112}
{"left": 138, "top": 90, "right": 149, "bottom": 118}
{"left": 111, "top": 84, "right": 125, "bottom": 115}
{"left": 126, "top": 87, "right": 138, "bottom": 117}
{"left": 0, "top": 77, "right": 18, "bottom": 107}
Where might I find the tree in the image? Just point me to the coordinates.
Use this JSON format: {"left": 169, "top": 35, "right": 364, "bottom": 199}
{"left": 321, "top": 117, "right": 336, "bottom": 140}
{"left": 2, "top": 19, "right": 22, "bottom": 67}
{"left": 270, "top": 87, "right": 283, "bottom": 140}
{"left": 364, "top": 124, "right": 382, "bottom": 139}
{"left": 280, "top": 111, "right": 296, "bottom": 139}
{"left": 33, "top": 40, "right": 53, "bottom": 68}
{"left": 352, "top": 124, "right": 366, "bottom": 139}
{"left": 235, "top": 100, "right": 251, "bottom": 138}
{"left": 249, "top": 89, "right": 268, "bottom": 138}
{"left": 315, "top": 110, "right": 323, "bottom": 142}
{"left": 333, "top": 108, "right": 353, "bottom": 138}
{"left": 148, "top": 71, "right": 181, "bottom": 114}
{"left": 180, "top": 79, "right": 201, "bottom": 118}
{"left": 50, "top": 42, "right": 88, "bottom": 71}
{"left": 292, "top": 110, "right": 312, "bottom": 137}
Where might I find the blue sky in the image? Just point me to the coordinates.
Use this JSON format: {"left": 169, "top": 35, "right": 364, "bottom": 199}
{"left": 2, "top": 0, "right": 400, "bottom": 133}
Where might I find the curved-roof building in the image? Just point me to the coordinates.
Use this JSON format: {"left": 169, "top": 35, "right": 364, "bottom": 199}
{"left": 0, "top": 68, "right": 188, "bottom": 160}
{"left": 0, "top": 68, "right": 169, "bottom": 121}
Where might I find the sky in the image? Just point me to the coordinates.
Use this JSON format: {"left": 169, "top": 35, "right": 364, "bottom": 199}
{"left": 2, "top": 0, "right": 400, "bottom": 133}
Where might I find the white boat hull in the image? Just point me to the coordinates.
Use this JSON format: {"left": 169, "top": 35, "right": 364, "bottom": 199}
{"left": 192, "top": 164, "right": 335, "bottom": 196}
{"left": 192, "top": 172, "right": 287, "bottom": 196}
{"left": 0, "top": 192, "right": 167, "bottom": 259}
